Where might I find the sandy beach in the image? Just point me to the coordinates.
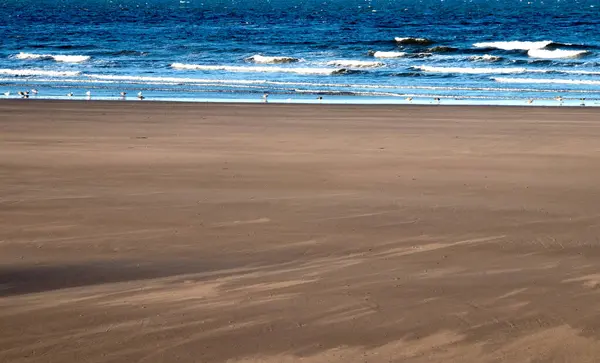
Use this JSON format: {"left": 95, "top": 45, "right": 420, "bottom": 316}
{"left": 2, "top": 100, "right": 600, "bottom": 362}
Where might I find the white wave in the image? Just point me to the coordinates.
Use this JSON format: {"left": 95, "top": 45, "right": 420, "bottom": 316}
{"left": 563, "top": 70, "right": 600, "bottom": 75}
{"left": 171, "top": 63, "right": 344, "bottom": 75}
{"left": 394, "top": 37, "right": 433, "bottom": 45}
{"left": 326, "top": 60, "right": 384, "bottom": 68}
{"left": 527, "top": 48, "right": 589, "bottom": 59}
{"left": 14, "top": 52, "right": 90, "bottom": 63}
{"left": 246, "top": 54, "right": 300, "bottom": 64}
{"left": 493, "top": 77, "right": 600, "bottom": 85}
{"left": 414, "top": 65, "right": 533, "bottom": 74}
{"left": 0, "top": 68, "right": 81, "bottom": 77}
{"left": 473, "top": 40, "right": 553, "bottom": 50}
{"left": 372, "top": 51, "right": 406, "bottom": 58}
{"left": 469, "top": 54, "right": 503, "bottom": 62}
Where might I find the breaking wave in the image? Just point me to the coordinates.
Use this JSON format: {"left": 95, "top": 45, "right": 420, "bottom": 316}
{"left": 0, "top": 68, "right": 81, "bottom": 77}
{"left": 527, "top": 49, "right": 589, "bottom": 59}
{"left": 394, "top": 37, "right": 434, "bottom": 45}
{"left": 469, "top": 55, "right": 503, "bottom": 62}
{"left": 14, "top": 52, "right": 91, "bottom": 63}
{"left": 493, "top": 77, "right": 600, "bottom": 85}
{"left": 326, "top": 60, "right": 384, "bottom": 68}
{"left": 414, "top": 65, "right": 533, "bottom": 74}
{"left": 371, "top": 51, "right": 406, "bottom": 58}
{"left": 245, "top": 54, "right": 300, "bottom": 64}
{"left": 171, "top": 63, "right": 348, "bottom": 75}
{"left": 473, "top": 40, "right": 553, "bottom": 51}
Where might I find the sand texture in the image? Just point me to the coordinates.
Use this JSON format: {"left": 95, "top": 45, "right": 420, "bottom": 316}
{"left": 2, "top": 101, "right": 600, "bottom": 362}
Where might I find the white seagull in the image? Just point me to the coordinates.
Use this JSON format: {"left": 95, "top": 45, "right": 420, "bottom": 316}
{"left": 137, "top": 91, "right": 144, "bottom": 100}
{"left": 3, "top": 91, "right": 9, "bottom": 97}
{"left": 31, "top": 89, "right": 38, "bottom": 95}
{"left": 67, "top": 92, "right": 74, "bottom": 97}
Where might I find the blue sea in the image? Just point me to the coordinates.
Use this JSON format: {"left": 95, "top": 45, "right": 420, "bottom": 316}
{"left": 1, "top": 0, "right": 599, "bottom": 105}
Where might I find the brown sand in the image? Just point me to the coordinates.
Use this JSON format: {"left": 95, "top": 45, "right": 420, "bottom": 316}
{"left": 2, "top": 100, "right": 600, "bottom": 362}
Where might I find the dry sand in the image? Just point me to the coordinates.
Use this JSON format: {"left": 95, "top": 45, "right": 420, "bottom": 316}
{"left": 2, "top": 101, "right": 600, "bottom": 362}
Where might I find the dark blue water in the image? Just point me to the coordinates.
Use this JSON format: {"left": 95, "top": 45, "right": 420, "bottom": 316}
{"left": 1, "top": 0, "right": 599, "bottom": 105}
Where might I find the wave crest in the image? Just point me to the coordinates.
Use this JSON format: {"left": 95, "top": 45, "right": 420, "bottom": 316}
{"left": 414, "top": 65, "right": 529, "bottom": 74}
{"left": 14, "top": 52, "right": 90, "bottom": 63}
{"left": 0, "top": 68, "right": 81, "bottom": 77}
{"left": 394, "top": 37, "right": 434, "bottom": 45}
{"left": 171, "top": 63, "right": 347, "bottom": 75}
{"left": 473, "top": 40, "right": 553, "bottom": 51}
{"left": 469, "top": 55, "right": 503, "bottom": 62}
{"left": 493, "top": 77, "right": 600, "bottom": 85}
{"left": 326, "top": 60, "right": 384, "bottom": 68}
{"left": 427, "top": 46, "right": 457, "bottom": 53}
{"left": 527, "top": 49, "right": 589, "bottom": 59}
{"left": 246, "top": 54, "right": 300, "bottom": 64}
{"left": 371, "top": 51, "right": 406, "bottom": 58}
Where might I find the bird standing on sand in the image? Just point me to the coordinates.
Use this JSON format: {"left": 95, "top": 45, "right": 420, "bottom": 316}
{"left": 262, "top": 93, "right": 269, "bottom": 103}
{"left": 3, "top": 91, "right": 9, "bottom": 97}
{"left": 67, "top": 92, "right": 73, "bottom": 97}
{"left": 527, "top": 99, "right": 534, "bottom": 104}
{"left": 406, "top": 97, "right": 413, "bottom": 102}
{"left": 434, "top": 97, "right": 441, "bottom": 104}
{"left": 137, "top": 91, "right": 145, "bottom": 100}
{"left": 317, "top": 96, "right": 323, "bottom": 102}
{"left": 18, "top": 91, "right": 29, "bottom": 98}
{"left": 580, "top": 98, "right": 586, "bottom": 106}
{"left": 31, "top": 89, "right": 38, "bottom": 95}
{"left": 86, "top": 91, "right": 92, "bottom": 99}
{"left": 120, "top": 92, "right": 127, "bottom": 98}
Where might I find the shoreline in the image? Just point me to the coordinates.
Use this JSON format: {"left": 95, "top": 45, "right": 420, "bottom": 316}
{"left": 1, "top": 97, "right": 598, "bottom": 108}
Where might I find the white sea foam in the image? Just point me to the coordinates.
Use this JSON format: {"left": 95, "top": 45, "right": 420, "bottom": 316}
{"left": 469, "top": 54, "right": 503, "bottom": 62}
{"left": 15, "top": 52, "right": 91, "bottom": 63}
{"left": 326, "top": 60, "right": 384, "bottom": 68}
{"left": 493, "top": 77, "right": 600, "bottom": 85}
{"left": 414, "top": 65, "right": 533, "bottom": 74}
{"left": 246, "top": 54, "right": 300, "bottom": 64}
{"left": 171, "top": 63, "right": 345, "bottom": 75}
{"left": 372, "top": 51, "right": 406, "bottom": 58}
{"left": 473, "top": 40, "right": 553, "bottom": 50}
{"left": 527, "top": 48, "right": 589, "bottom": 59}
{"left": 0, "top": 69, "right": 81, "bottom": 77}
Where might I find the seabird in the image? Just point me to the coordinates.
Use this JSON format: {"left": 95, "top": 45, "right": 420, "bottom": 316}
{"left": 120, "top": 92, "right": 127, "bottom": 98}
{"left": 67, "top": 92, "right": 73, "bottom": 97}
{"left": 580, "top": 98, "right": 586, "bottom": 106}
{"left": 405, "top": 97, "right": 413, "bottom": 102}
{"left": 137, "top": 91, "right": 145, "bottom": 100}
{"left": 31, "top": 89, "right": 38, "bottom": 95}
{"left": 3, "top": 91, "right": 9, "bottom": 97}
{"left": 317, "top": 96, "right": 323, "bottom": 101}
{"left": 262, "top": 93, "right": 269, "bottom": 102}
{"left": 527, "top": 99, "right": 534, "bottom": 104}
{"left": 434, "top": 97, "right": 441, "bottom": 104}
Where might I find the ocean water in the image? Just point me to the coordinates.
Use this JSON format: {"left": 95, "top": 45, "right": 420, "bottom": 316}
{"left": 1, "top": 0, "right": 599, "bottom": 105}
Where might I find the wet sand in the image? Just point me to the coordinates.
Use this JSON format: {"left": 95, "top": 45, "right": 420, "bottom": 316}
{"left": 2, "top": 101, "right": 600, "bottom": 362}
